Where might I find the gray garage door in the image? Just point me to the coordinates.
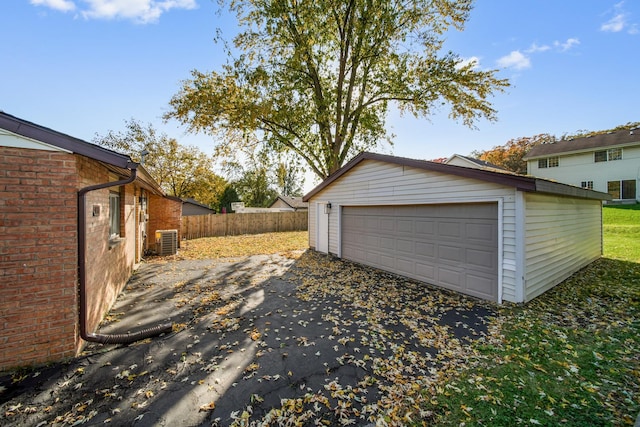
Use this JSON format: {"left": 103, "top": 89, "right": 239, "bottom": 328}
{"left": 341, "top": 203, "right": 498, "bottom": 301}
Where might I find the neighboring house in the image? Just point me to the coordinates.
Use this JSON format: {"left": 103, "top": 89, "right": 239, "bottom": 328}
{"left": 0, "top": 112, "right": 181, "bottom": 371}
{"left": 523, "top": 128, "right": 640, "bottom": 202}
{"left": 444, "top": 154, "right": 507, "bottom": 172}
{"left": 269, "top": 195, "right": 309, "bottom": 212}
{"left": 303, "top": 152, "right": 610, "bottom": 304}
{"left": 182, "top": 198, "right": 215, "bottom": 216}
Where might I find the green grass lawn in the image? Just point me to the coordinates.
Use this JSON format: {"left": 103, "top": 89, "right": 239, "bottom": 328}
{"left": 420, "top": 204, "right": 640, "bottom": 426}
{"left": 604, "top": 204, "right": 640, "bottom": 263}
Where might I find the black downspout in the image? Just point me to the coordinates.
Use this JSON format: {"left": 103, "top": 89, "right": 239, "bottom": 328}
{"left": 78, "top": 165, "right": 172, "bottom": 344}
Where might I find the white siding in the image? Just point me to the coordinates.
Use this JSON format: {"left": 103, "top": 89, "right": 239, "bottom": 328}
{"left": 0, "top": 129, "right": 70, "bottom": 152}
{"left": 307, "top": 159, "right": 519, "bottom": 302}
{"left": 523, "top": 193, "right": 602, "bottom": 301}
{"left": 528, "top": 145, "right": 640, "bottom": 200}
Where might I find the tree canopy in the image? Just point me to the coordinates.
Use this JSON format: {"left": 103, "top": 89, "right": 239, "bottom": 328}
{"left": 93, "top": 119, "right": 226, "bottom": 208}
{"left": 165, "top": 0, "right": 509, "bottom": 180}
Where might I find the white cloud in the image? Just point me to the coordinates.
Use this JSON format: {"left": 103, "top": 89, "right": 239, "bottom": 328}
{"left": 554, "top": 37, "right": 580, "bottom": 52}
{"left": 600, "top": 2, "right": 638, "bottom": 34}
{"left": 497, "top": 51, "right": 531, "bottom": 70}
{"left": 30, "top": 0, "right": 76, "bottom": 12}
{"left": 601, "top": 13, "right": 626, "bottom": 32}
{"left": 82, "top": 0, "right": 197, "bottom": 23}
{"left": 31, "top": 0, "right": 197, "bottom": 23}
{"left": 525, "top": 43, "right": 551, "bottom": 53}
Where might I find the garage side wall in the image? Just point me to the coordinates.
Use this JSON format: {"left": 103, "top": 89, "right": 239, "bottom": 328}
{"left": 523, "top": 193, "right": 603, "bottom": 301}
{"left": 307, "top": 159, "right": 519, "bottom": 301}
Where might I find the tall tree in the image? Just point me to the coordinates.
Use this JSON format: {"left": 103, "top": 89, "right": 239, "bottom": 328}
{"left": 165, "top": 0, "right": 509, "bottom": 180}
{"left": 94, "top": 119, "right": 226, "bottom": 207}
{"left": 274, "top": 160, "right": 304, "bottom": 197}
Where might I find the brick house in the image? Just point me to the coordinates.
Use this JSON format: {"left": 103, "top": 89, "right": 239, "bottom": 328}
{"left": 0, "top": 112, "right": 181, "bottom": 371}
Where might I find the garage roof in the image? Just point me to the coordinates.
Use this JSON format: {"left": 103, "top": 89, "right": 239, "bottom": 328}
{"left": 303, "top": 152, "right": 611, "bottom": 202}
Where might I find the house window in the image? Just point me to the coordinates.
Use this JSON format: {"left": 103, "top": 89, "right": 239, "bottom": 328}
{"left": 581, "top": 181, "right": 593, "bottom": 190}
{"left": 595, "top": 148, "right": 623, "bottom": 162}
{"left": 538, "top": 157, "right": 559, "bottom": 168}
{"left": 609, "top": 148, "right": 623, "bottom": 161}
{"left": 109, "top": 190, "right": 122, "bottom": 239}
{"left": 607, "top": 180, "right": 636, "bottom": 199}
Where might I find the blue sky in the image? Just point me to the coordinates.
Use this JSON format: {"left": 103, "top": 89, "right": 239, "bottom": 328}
{"left": 1, "top": 1, "right": 639, "bottom": 190}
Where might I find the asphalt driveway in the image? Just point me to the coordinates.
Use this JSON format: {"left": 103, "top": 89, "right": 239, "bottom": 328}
{"left": 1, "top": 250, "right": 495, "bottom": 426}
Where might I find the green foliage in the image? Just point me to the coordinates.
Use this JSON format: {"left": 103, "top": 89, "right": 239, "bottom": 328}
{"left": 218, "top": 184, "right": 240, "bottom": 213}
{"left": 234, "top": 165, "right": 278, "bottom": 207}
{"left": 93, "top": 119, "right": 226, "bottom": 207}
{"left": 165, "top": 0, "right": 509, "bottom": 179}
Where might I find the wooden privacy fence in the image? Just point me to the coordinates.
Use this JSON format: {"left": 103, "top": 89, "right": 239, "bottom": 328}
{"left": 181, "top": 211, "right": 308, "bottom": 240}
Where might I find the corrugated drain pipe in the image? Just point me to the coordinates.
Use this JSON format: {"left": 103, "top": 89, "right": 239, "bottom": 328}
{"left": 78, "top": 164, "right": 173, "bottom": 344}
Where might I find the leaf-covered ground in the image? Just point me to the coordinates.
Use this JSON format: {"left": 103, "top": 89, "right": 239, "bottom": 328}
{"left": 176, "top": 231, "right": 309, "bottom": 259}
{"left": 1, "top": 227, "right": 639, "bottom": 426}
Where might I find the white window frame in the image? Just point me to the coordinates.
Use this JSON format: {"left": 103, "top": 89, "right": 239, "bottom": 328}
{"left": 109, "top": 190, "right": 121, "bottom": 239}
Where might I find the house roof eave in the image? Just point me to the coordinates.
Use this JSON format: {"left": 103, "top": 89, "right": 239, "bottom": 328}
{"left": 303, "top": 151, "right": 611, "bottom": 202}
{"left": 0, "top": 111, "right": 134, "bottom": 170}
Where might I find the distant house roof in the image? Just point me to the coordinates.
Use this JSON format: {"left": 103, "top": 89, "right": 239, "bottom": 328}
{"left": 523, "top": 128, "right": 640, "bottom": 160}
{"left": 181, "top": 198, "right": 215, "bottom": 216}
{"left": 0, "top": 111, "right": 167, "bottom": 196}
{"left": 303, "top": 152, "right": 611, "bottom": 202}
{"left": 445, "top": 154, "right": 506, "bottom": 171}
{"left": 269, "top": 195, "right": 308, "bottom": 210}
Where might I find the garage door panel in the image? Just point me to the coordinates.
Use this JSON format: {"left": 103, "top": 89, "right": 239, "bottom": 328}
{"left": 380, "top": 218, "right": 395, "bottom": 232}
{"left": 396, "top": 239, "right": 414, "bottom": 254}
{"left": 466, "top": 248, "right": 495, "bottom": 269}
{"left": 416, "top": 242, "right": 435, "bottom": 257}
{"left": 397, "top": 220, "right": 413, "bottom": 233}
{"left": 438, "top": 267, "right": 462, "bottom": 290}
{"left": 467, "top": 222, "right": 496, "bottom": 242}
{"left": 466, "top": 274, "right": 495, "bottom": 299}
{"left": 416, "top": 220, "right": 435, "bottom": 236}
{"left": 396, "top": 258, "right": 413, "bottom": 273}
{"left": 342, "top": 203, "right": 498, "bottom": 301}
{"left": 380, "top": 237, "right": 395, "bottom": 250}
{"left": 439, "top": 245, "right": 463, "bottom": 263}
{"left": 439, "top": 222, "right": 462, "bottom": 238}
{"left": 416, "top": 263, "right": 435, "bottom": 280}
{"left": 380, "top": 254, "right": 396, "bottom": 269}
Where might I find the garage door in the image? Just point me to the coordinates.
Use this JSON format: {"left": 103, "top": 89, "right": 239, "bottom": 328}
{"left": 341, "top": 203, "right": 498, "bottom": 301}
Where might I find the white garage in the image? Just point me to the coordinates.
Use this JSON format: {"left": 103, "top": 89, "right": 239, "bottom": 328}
{"left": 303, "top": 152, "right": 611, "bottom": 303}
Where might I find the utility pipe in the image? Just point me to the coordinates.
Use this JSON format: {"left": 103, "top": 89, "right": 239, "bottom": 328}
{"left": 78, "top": 164, "right": 172, "bottom": 344}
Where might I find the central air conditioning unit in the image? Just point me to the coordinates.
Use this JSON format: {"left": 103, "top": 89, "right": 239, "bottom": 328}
{"left": 155, "top": 229, "right": 178, "bottom": 255}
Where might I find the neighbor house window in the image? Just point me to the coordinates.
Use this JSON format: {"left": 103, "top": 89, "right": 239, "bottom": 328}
{"left": 109, "top": 190, "right": 122, "bottom": 239}
{"left": 607, "top": 180, "right": 636, "bottom": 199}
{"left": 581, "top": 181, "right": 593, "bottom": 190}
{"left": 538, "top": 157, "right": 559, "bottom": 168}
{"left": 595, "top": 148, "right": 623, "bottom": 162}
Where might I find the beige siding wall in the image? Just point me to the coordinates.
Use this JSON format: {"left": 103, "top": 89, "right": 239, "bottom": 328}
{"left": 308, "top": 159, "right": 519, "bottom": 302}
{"left": 523, "top": 193, "right": 602, "bottom": 301}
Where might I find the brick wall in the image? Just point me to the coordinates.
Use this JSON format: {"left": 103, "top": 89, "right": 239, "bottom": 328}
{"left": 0, "top": 147, "right": 78, "bottom": 371}
{"left": 147, "top": 194, "right": 182, "bottom": 250}
{"left": 77, "top": 157, "right": 137, "bottom": 342}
